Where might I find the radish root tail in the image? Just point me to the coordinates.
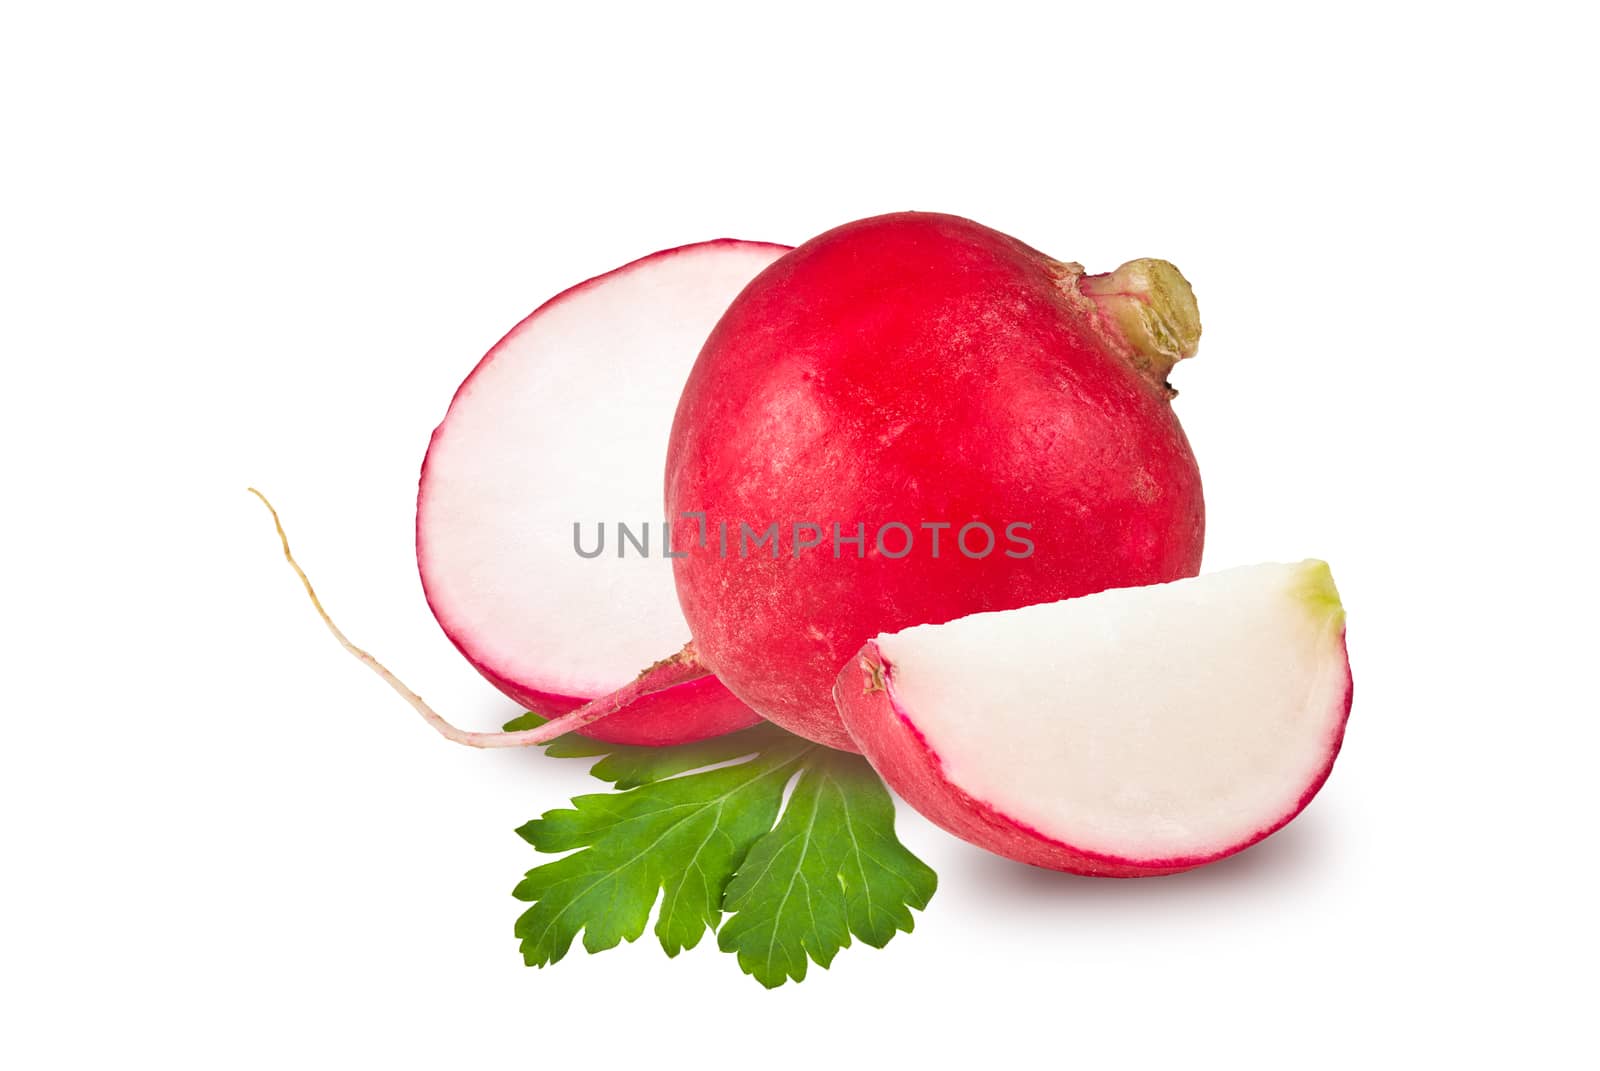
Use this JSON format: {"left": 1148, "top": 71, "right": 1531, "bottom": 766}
{"left": 248, "top": 488, "right": 710, "bottom": 748}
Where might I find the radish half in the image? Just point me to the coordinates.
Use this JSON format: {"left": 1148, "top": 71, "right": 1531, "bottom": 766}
{"left": 835, "top": 561, "right": 1353, "bottom": 876}
{"left": 417, "top": 240, "right": 787, "bottom": 745}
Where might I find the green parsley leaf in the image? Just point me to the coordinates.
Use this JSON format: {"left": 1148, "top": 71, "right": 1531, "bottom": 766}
{"left": 717, "top": 748, "right": 936, "bottom": 987}
{"left": 503, "top": 713, "right": 937, "bottom": 986}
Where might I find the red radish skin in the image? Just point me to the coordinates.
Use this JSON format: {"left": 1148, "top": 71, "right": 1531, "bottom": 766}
{"left": 447, "top": 643, "right": 755, "bottom": 747}
{"left": 418, "top": 240, "right": 786, "bottom": 746}
{"left": 667, "top": 213, "right": 1206, "bottom": 750}
{"left": 837, "top": 636, "right": 1354, "bottom": 877}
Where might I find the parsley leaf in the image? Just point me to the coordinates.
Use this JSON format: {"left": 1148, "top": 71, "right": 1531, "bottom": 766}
{"left": 717, "top": 748, "right": 936, "bottom": 986}
{"left": 503, "top": 713, "right": 937, "bottom": 987}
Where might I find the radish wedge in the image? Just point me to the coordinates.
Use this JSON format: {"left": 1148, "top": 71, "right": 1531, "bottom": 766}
{"left": 835, "top": 561, "right": 1353, "bottom": 875}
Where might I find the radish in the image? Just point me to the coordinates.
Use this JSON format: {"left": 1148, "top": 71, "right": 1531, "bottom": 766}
{"left": 261, "top": 215, "right": 1210, "bottom": 754}
{"left": 667, "top": 213, "right": 1206, "bottom": 749}
{"left": 255, "top": 241, "right": 790, "bottom": 748}
{"left": 834, "top": 561, "right": 1353, "bottom": 876}
{"left": 415, "top": 240, "right": 785, "bottom": 745}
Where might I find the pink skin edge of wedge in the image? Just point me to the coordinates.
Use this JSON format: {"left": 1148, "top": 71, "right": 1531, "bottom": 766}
{"left": 834, "top": 634, "right": 1353, "bottom": 877}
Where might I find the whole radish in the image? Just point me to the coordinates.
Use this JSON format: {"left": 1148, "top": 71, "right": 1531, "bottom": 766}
{"left": 667, "top": 212, "right": 1205, "bottom": 749}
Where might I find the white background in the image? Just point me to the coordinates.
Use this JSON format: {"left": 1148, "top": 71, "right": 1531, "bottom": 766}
{"left": 4, "top": 2, "right": 1595, "bottom": 1066}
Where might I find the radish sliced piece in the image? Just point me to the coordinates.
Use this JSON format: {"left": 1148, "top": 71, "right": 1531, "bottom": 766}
{"left": 419, "top": 240, "right": 788, "bottom": 745}
{"left": 835, "top": 561, "right": 1353, "bottom": 876}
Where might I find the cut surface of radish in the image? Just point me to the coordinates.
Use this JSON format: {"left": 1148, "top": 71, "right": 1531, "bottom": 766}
{"left": 835, "top": 561, "right": 1352, "bottom": 875}
{"left": 418, "top": 240, "right": 787, "bottom": 745}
